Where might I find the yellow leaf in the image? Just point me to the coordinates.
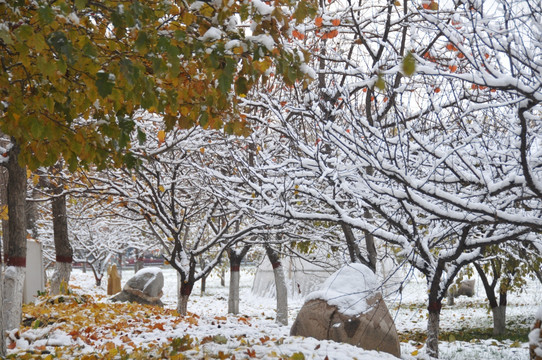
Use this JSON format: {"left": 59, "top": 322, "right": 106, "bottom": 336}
{"left": 233, "top": 46, "right": 244, "bottom": 55}
{"left": 0, "top": 205, "right": 9, "bottom": 221}
{"left": 159, "top": 185, "right": 165, "bottom": 192}
{"left": 157, "top": 130, "right": 166, "bottom": 144}
{"left": 199, "top": 147, "right": 205, "bottom": 154}
{"left": 199, "top": 3, "right": 214, "bottom": 17}
{"left": 411, "top": 349, "right": 419, "bottom": 356}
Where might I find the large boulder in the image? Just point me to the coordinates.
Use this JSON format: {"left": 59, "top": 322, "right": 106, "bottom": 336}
{"left": 530, "top": 306, "right": 542, "bottom": 360}
{"left": 110, "top": 267, "right": 164, "bottom": 306}
{"left": 290, "top": 263, "right": 400, "bottom": 358}
{"left": 447, "top": 279, "right": 475, "bottom": 305}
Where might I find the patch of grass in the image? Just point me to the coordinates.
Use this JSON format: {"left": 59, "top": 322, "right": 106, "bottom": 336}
{"left": 399, "top": 326, "right": 529, "bottom": 344}
{"left": 440, "top": 327, "right": 529, "bottom": 343}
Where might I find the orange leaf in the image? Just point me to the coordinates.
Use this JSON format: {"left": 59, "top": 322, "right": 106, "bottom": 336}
{"left": 246, "top": 348, "right": 257, "bottom": 358}
{"left": 449, "top": 65, "right": 458, "bottom": 72}
{"left": 315, "top": 17, "right": 323, "bottom": 27}
{"left": 260, "top": 336, "right": 270, "bottom": 344}
{"left": 153, "top": 323, "right": 165, "bottom": 331}
{"left": 434, "top": 87, "right": 441, "bottom": 93}
{"left": 322, "top": 29, "right": 339, "bottom": 39}
{"left": 331, "top": 19, "right": 341, "bottom": 26}
{"left": 292, "top": 30, "right": 305, "bottom": 40}
{"left": 238, "top": 316, "right": 251, "bottom": 325}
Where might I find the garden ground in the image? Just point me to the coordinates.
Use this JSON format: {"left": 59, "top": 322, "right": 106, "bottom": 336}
{"left": 5, "top": 266, "right": 539, "bottom": 359}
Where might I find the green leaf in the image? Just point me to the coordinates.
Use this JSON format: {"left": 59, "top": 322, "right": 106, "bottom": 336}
{"left": 95, "top": 72, "right": 114, "bottom": 98}
{"left": 15, "top": 25, "right": 33, "bottom": 41}
{"left": 75, "top": 0, "right": 87, "bottom": 11}
{"left": 199, "top": 112, "right": 209, "bottom": 128}
{"left": 47, "top": 31, "right": 68, "bottom": 53}
{"left": 290, "top": 352, "right": 305, "bottom": 360}
{"left": 134, "top": 31, "right": 148, "bottom": 52}
{"left": 38, "top": 5, "right": 55, "bottom": 25}
{"left": 37, "top": 57, "right": 56, "bottom": 78}
{"left": 213, "top": 335, "right": 228, "bottom": 344}
{"left": 402, "top": 51, "right": 416, "bottom": 77}
{"left": 218, "top": 72, "right": 233, "bottom": 94}
{"left": 56, "top": 59, "right": 67, "bottom": 75}
{"left": 0, "top": 30, "right": 13, "bottom": 45}
{"left": 375, "top": 74, "right": 386, "bottom": 91}
{"left": 30, "top": 118, "right": 43, "bottom": 138}
{"left": 82, "top": 41, "right": 98, "bottom": 59}
{"left": 235, "top": 76, "right": 248, "bottom": 96}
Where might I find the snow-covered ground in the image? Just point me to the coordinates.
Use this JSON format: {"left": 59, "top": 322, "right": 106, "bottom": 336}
{"left": 8, "top": 266, "right": 540, "bottom": 359}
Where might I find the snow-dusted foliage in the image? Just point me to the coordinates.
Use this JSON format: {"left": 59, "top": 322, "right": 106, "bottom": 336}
{"left": 217, "top": 0, "right": 542, "bottom": 357}
{"left": 84, "top": 118, "right": 265, "bottom": 314}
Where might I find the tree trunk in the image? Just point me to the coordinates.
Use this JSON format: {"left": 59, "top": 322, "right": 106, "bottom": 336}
{"left": 177, "top": 281, "right": 193, "bottom": 316}
{"left": 3, "top": 141, "right": 27, "bottom": 332}
{"left": 474, "top": 262, "right": 507, "bottom": 336}
{"left": 0, "top": 161, "right": 7, "bottom": 356}
{"left": 266, "top": 246, "right": 288, "bottom": 326}
{"left": 341, "top": 222, "right": 377, "bottom": 272}
{"left": 0, "top": 266, "right": 4, "bottom": 358}
{"left": 492, "top": 305, "right": 507, "bottom": 336}
{"left": 25, "top": 187, "right": 38, "bottom": 240}
{"left": 134, "top": 249, "right": 144, "bottom": 273}
{"left": 50, "top": 262, "right": 72, "bottom": 295}
{"left": 118, "top": 253, "right": 123, "bottom": 281}
{"left": 228, "top": 246, "right": 250, "bottom": 315}
{"left": 0, "top": 241, "right": 4, "bottom": 357}
{"left": 228, "top": 267, "right": 241, "bottom": 314}
{"left": 493, "top": 289, "right": 508, "bottom": 336}
{"left": 50, "top": 178, "right": 73, "bottom": 295}
{"left": 200, "top": 275, "right": 206, "bottom": 295}
{"left": 426, "top": 301, "right": 442, "bottom": 359}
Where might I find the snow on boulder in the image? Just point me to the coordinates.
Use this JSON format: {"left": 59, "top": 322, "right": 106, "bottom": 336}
{"left": 110, "top": 267, "right": 164, "bottom": 306}
{"left": 530, "top": 305, "right": 542, "bottom": 360}
{"left": 290, "top": 263, "right": 400, "bottom": 358}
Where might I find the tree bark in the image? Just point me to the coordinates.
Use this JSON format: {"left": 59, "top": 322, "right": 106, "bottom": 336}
{"left": 265, "top": 246, "right": 288, "bottom": 326}
{"left": 1, "top": 166, "right": 9, "bottom": 257}
{"left": 492, "top": 305, "right": 507, "bottom": 336}
{"left": 228, "top": 268, "right": 241, "bottom": 314}
{"left": 134, "top": 249, "right": 144, "bottom": 273}
{"left": 50, "top": 175, "right": 73, "bottom": 295}
{"left": 200, "top": 275, "right": 206, "bottom": 295}
{"left": 474, "top": 261, "right": 508, "bottom": 335}
{"left": 426, "top": 300, "right": 442, "bottom": 359}
{"left": 0, "top": 159, "right": 7, "bottom": 357}
{"left": 341, "top": 222, "right": 377, "bottom": 272}
{"left": 25, "top": 188, "right": 38, "bottom": 240}
{"left": 3, "top": 140, "right": 27, "bottom": 332}
{"left": 228, "top": 246, "right": 250, "bottom": 315}
{"left": 177, "top": 282, "right": 193, "bottom": 316}
{"left": 0, "top": 265, "right": 4, "bottom": 357}
{"left": 493, "top": 287, "right": 508, "bottom": 336}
